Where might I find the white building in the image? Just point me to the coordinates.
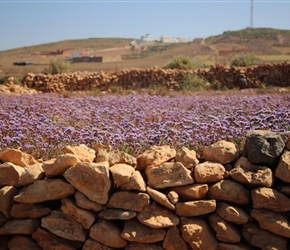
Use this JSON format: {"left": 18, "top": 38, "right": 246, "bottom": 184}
{"left": 131, "top": 34, "right": 156, "bottom": 46}
{"left": 160, "top": 35, "right": 189, "bottom": 43}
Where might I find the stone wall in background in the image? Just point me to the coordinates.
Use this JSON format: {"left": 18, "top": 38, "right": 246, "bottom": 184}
{"left": 0, "top": 130, "right": 290, "bottom": 249}
{"left": 21, "top": 63, "right": 290, "bottom": 93}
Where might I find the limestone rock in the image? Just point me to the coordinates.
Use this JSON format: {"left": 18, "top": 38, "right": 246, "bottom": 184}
{"left": 83, "top": 238, "right": 115, "bottom": 250}
{"left": 208, "top": 180, "right": 250, "bottom": 205}
{"left": 110, "top": 163, "right": 135, "bottom": 187}
{"left": 245, "top": 130, "right": 285, "bottom": 167}
{"left": 175, "top": 199, "right": 216, "bottom": 217}
{"left": 170, "top": 183, "right": 208, "bottom": 201}
{"left": 162, "top": 226, "right": 190, "bottom": 250}
{"left": 62, "top": 144, "right": 95, "bottom": 163}
{"left": 146, "top": 186, "right": 175, "bottom": 211}
{"left": 0, "top": 219, "right": 40, "bottom": 235}
{"left": 137, "top": 202, "right": 179, "bottom": 228}
{"left": 94, "top": 144, "right": 137, "bottom": 167}
{"left": 242, "top": 222, "right": 288, "bottom": 250}
{"left": 137, "top": 145, "right": 176, "bottom": 171}
{"left": 61, "top": 198, "right": 97, "bottom": 229}
{"left": 14, "top": 179, "right": 75, "bottom": 203}
{"left": 194, "top": 161, "right": 226, "bottom": 183}
{"left": 209, "top": 213, "right": 241, "bottom": 243}
{"left": 275, "top": 150, "right": 290, "bottom": 183}
{"left": 0, "top": 148, "right": 38, "bottom": 168}
{"left": 0, "top": 186, "right": 18, "bottom": 218}
{"left": 216, "top": 202, "right": 249, "bottom": 224}
{"left": 43, "top": 154, "right": 78, "bottom": 176}
{"left": 180, "top": 217, "right": 218, "bottom": 250}
{"left": 145, "top": 162, "right": 194, "bottom": 189}
{"left": 0, "top": 162, "right": 25, "bottom": 187}
{"left": 90, "top": 219, "right": 127, "bottom": 248}
{"left": 121, "top": 219, "right": 167, "bottom": 243}
{"left": 99, "top": 208, "right": 137, "bottom": 220}
{"left": 251, "top": 187, "right": 290, "bottom": 212}
{"left": 175, "top": 146, "right": 199, "bottom": 168}
{"left": 8, "top": 236, "right": 41, "bottom": 250}
{"left": 41, "top": 210, "right": 87, "bottom": 242}
{"left": 32, "top": 228, "right": 82, "bottom": 250}
{"left": 203, "top": 140, "right": 239, "bottom": 164}
{"left": 74, "top": 191, "right": 103, "bottom": 212}
{"left": 230, "top": 157, "right": 273, "bottom": 187}
{"left": 167, "top": 191, "right": 179, "bottom": 204}
{"left": 63, "top": 161, "right": 111, "bottom": 204}
{"left": 250, "top": 208, "right": 290, "bottom": 238}
{"left": 19, "top": 163, "right": 44, "bottom": 186}
{"left": 119, "top": 170, "right": 146, "bottom": 191}
{"left": 11, "top": 203, "right": 51, "bottom": 219}
{"left": 107, "top": 191, "right": 150, "bottom": 212}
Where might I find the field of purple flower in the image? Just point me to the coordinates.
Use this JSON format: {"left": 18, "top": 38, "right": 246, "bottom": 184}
{"left": 0, "top": 92, "right": 289, "bottom": 160}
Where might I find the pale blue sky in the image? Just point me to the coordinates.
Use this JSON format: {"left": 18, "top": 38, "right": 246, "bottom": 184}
{"left": 0, "top": 0, "right": 289, "bottom": 51}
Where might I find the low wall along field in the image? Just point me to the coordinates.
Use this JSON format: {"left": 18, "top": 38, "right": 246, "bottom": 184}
{"left": 21, "top": 63, "right": 290, "bottom": 93}
{"left": 0, "top": 130, "right": 290, "bottom": 249}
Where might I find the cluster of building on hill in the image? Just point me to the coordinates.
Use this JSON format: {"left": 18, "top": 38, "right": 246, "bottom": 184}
{"left": 18, "top": 34, "right": 189, "bottom": 65}
{"left": 130, "top": 34, "right": 189, "bottom": 46}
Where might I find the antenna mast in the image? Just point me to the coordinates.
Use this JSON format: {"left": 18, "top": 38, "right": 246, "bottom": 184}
{"left": 250, "top": 0, "right": 254, "bottom": 28}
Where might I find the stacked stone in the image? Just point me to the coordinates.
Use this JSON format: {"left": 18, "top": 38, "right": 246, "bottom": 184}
{"left": 21, "top": 63, "right": 290, "bottom": 93}
{"left": 0, "top": 130, "right": 290, "bottom": 249}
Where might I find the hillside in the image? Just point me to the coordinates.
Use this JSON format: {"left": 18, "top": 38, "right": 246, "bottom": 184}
{"left": 1, "top": 28, "right": 290, "bottom": 79}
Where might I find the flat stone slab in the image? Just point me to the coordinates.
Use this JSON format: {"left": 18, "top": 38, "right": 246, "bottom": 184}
{"left": 121, "top": 219, "right": 167, "bottom": 243}
{"left": 251, "top": 187, "right": 290, "bottom": 212}
{"left": 145, "top": 162, "right": 194, "bottom": 189}
{"left": 137, "top": 145, "right": 176, "bottom": 171}
{"left": 216, "top": 202, "right": 249, "bottom": 225}
{"left": 11, "top": 203, "right": 51, "bottom": 219}
{"left": 14, "top": 179, "right": 75, "bottom": 203}
{"left": 208, "top": 180, "right": 250, "bottom": 205}
{"left": 107, "top": 191, "right": 150, "bottom": 212}
{"left": 90, "top": 219, "right": 127, "bottom": 248}
{"left": 137, "top": 202, "right": 180, "bottom": 228}
{"left": 0, "top": 219, "right": 40, "bottom": 235}
{"left": 176, "top": 200, "right": 216, "bottom": 217}
{"left": 41, "top": 210, "right": 87, "bottom": 242}
{"left": 43, "top": 153, "right": 78, "bottom": 176}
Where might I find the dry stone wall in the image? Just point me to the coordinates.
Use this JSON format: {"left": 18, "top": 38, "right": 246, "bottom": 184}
{"left": 21, "top": 63, "right": 290, "bottom": 93}
{"left": 0, "top": 130, "right": 290, "bottom": 249}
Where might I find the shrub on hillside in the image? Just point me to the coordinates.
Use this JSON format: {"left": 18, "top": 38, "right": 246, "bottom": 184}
{"left": 0, "top": 76, "right": 9, "bottom": 85}
{"left": 43, "top": 59, "right": 70, "bottom": 75}
{"left": 230, "top": 53, "right": 259, "bottom": 67}
{"left": 181, "top": 74, "right": 208, "bottom": 92}
{"left": 163, "top": 56, "right": 194, "bottom": 69}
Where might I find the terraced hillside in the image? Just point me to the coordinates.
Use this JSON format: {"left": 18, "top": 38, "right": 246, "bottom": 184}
{"left": 1, "top": 28, "right": 290, "bottom": 79}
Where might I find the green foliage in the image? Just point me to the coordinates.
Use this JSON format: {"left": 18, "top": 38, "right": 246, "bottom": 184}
{"left": 43, "top": 59, "right": 70, "bottom": 75}
{"left": 147, "top": 83, "right": 169, "bottom": 96}
{"left": 207, "top": 28, "right": 290, "bottom": 44}
{"left": 123, "top": 43, "right": 185, "bottom": 60}
{"left": 230, "top": 53, "right": 259, "bottom": 67}
{"left": 163, "top": 56, "right": 194, "bottom": 69}
{"left": 192, "top": 60, "right": 210, "bottom": 68}
{"left": 0, "top": 76, "right": 9, "bottom": 85}
{"left": 0, "top": 76, "right": 21, "bottom": 85}
{"left": 181, "top": 74, "right": 208, "bottom": 92}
